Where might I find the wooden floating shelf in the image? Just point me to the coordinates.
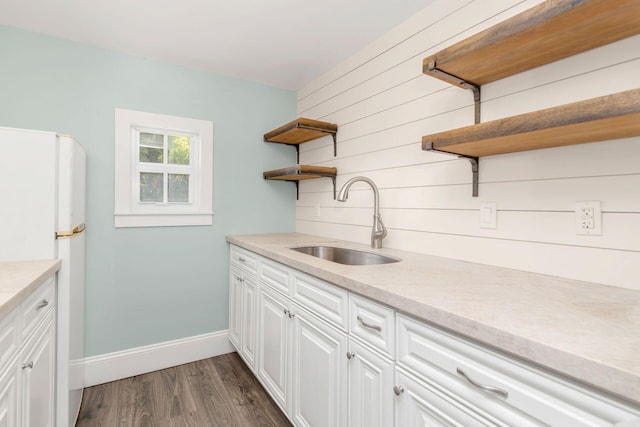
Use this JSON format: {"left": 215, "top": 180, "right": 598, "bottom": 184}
{"left": 264, "top": 118, "right": 338, "bottom": 161}
{"left": 422, "top": 89, "right": 640, "bottom": 158}
{"left": 423, "top": 0, "right": 640, "bottom": 87}
{"left": 263, "top": 165, "right": 338, "bottom": 199}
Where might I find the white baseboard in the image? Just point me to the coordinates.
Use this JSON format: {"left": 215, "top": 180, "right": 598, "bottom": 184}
{"left": 82, "top": 330, "right": 235, "bottom": 387}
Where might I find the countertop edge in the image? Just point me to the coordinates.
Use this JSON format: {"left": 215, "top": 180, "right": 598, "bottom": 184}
{"left": 226, "top": 234, "right": 640, "bottom": 406}
{"left": 0, "top": 259, "right": 62, "bottom": 320}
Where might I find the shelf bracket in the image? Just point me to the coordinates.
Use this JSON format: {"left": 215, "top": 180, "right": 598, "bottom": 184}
{"left": 290, "top": 176, "right": 336, "bottom": 201}
{"left": 330, "top": 175, "right": 336, "bottom": 200}
{"left": 331, "top": 132, "right": 337, "bottom": 157}
{"left": 427, "top": 61, "right": 481, "bottom": 124}
{"left": 424, "top": 142, "right": 479, "bottom": 197}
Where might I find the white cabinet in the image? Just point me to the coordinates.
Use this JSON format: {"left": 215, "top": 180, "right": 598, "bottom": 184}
{"left": 347, "top": 293, "right": 396, "bottom": 427}
{"left": 240, "top": 274, "right": 258, "bottom": 373}
{"left": 347, "top": 338, "right": 394, "bottom": 427}
{"left": 228, "top": 246, "right": 259, "bottom": 373}
{"left": 257, "top": 284, "right": 291, "bottom": 413}
{"left": 0, "top": 275, "right": 56, "bottom": 427}
{"left": 395, "top": 367, "right": 504, "bottom": 427}
{"left": 229, "top": 244, "right": 640, "bottom": 427}
{"left": 19, "top": 313, "right": 55, "bottom": 427}
{"left": 0, "top": 366, "right": 18, "bottom": 427}
{"left": 290, "top": 305, "right": 348, "bottom": 427}
{"left": 256, "top": 256, "right": 348, "bottom": 427}
{"left": 396, "top": 314, "right": 640, "bottom": 426}
{"left": 228, "top": 266, "right": 242, "bottom": 350}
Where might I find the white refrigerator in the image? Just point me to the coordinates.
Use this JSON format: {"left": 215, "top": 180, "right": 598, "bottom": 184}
{"left": 0, "top": 126, "right": 86, "bottom": 427}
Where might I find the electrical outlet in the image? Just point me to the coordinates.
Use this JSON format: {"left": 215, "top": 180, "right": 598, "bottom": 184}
{"left": 575, "top": 201, "right": 602, "bottom": 235}
{"left": 480, "top": 202, "right": 497, "bottom": 229}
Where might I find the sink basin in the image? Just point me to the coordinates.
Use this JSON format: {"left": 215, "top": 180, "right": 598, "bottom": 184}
{"left": 290, "top": 246, "right": 400, "bottom": 266}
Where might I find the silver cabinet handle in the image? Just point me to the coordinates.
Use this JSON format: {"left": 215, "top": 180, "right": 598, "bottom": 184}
{"left": 357, "top": 315, "right": 382, "bottom": 332}
{"left": 456, "top": 368, "right": 509, "bottom": 399}
{"left": 346, "top": 352, "right": 355, "bottom": 360}
{"left": 22, "top": 361, "right": 34, "bottom": 370}
{"left": 393, "top": 385, "right": 404, "bottom": 396}
{"left": 283, "top": 308, "right": 289, "bottom": 315}
{"left": 36, "top": 299, "right": 49, "bottom": 310}
{"left": 288, "top": 312, "right": 295, "bottom": 319}
{"left": 238, "top": 257, "right": 246, "bottom": 262}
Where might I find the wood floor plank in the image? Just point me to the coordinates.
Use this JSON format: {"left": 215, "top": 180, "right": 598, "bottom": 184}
{"left": 77, "top": 353, "right": 290, "bottom": 426}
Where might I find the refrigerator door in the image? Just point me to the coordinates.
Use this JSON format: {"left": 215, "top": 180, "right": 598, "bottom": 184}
{"left": 0, "top": 127, "right": 58, "bottom": 260}
{"left": 57, "top": 135, "right": 86, "bottom": 236}
{"left": 56, "top": 232, "right": 85, "bottom": 427}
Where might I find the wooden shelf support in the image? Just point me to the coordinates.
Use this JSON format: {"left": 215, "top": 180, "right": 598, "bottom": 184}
{"left": 263, "top": 165, "right": 338, "bottom": 200}
{"left": 264, "top": 118, "right": 338, "bottom": 162}
{"left": 424, "top": 141, "right": 479, "bottom": 197}
{"left": 425, "top": 61, "right": 481, "bottom": 124}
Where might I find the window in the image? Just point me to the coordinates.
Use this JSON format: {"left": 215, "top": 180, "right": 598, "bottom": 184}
{"left": 115, "top": 108, "right": 213, "bottom": 227}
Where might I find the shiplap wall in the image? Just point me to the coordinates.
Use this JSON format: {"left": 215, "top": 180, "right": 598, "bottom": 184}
{"left": 293, "top": 0, "right": 640, "bottom": 291}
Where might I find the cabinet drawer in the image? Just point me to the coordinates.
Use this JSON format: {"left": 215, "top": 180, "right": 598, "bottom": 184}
{"left": 349, "top": 293, "right": 395, "bottom": 359}
{"left": 0, "top": 310, "right": 19, "bottom": 367}
{"left": 260, "top": 258, "right": 290, "bottom": 296}
{"left": 395, "top": 367, "right": 539, "bottom": 427}
{"left": 21, "top": 277, "right": 55, "bottom": 341}
{"left": 292, "top": 272, "right": 348, "bottom": 331}
{"left": 230, "top": 245, "right": 258, "bottom": 276}
{"left": 397, "top": 314, "right": 640, "bottom": 426}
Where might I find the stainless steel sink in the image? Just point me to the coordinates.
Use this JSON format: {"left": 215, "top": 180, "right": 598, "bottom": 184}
{"left": 290, "top": 246, "right": 400, "bottom": 265}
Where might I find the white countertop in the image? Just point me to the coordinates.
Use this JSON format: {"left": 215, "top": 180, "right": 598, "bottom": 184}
{"left": 227, "top": 232, "right": 640, "bottom": 406}
{"left": 0, "top": 259, "right": 61, "bottom": 319}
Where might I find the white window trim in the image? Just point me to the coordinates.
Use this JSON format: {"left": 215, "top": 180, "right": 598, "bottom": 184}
{"left": 115, "top": 108, "right": 213, "bottom": 227}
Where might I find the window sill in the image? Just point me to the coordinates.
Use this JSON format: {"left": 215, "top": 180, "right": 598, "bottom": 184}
{"left": 114, "top": 212, "right": 214, "bottom": 228}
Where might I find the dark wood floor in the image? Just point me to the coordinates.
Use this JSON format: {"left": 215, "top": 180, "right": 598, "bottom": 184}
{"left": 76, "top": 352, "right": 292, "bottom": 426}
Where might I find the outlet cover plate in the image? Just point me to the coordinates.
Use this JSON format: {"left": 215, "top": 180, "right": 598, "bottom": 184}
{"left": 575, "top": 201, "right": 602, "bottom": 235}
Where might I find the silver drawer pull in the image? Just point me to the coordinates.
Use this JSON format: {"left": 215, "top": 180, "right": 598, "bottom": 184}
{"left": 238, "top": 257, "right": 246, "bottom": 262}
{"left": 36, "top": 299, "right": 49, "bottom": 311}
{"left": 22, "top": 361, "right": 34, "bottom": 370}
{"left": 357, "top": 315, "right": 382, "bottom": 332}
{"left": 456, "top": 368, "right": 509, "bottom": 399}
{"left": 393, "top": 385, "right": 404, "bottom": 396}
{"left": 346, "top": 352, "right": 355, "bottom": 360}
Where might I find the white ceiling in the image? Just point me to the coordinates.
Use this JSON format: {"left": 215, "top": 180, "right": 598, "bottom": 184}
{"left": 0, "top": 0, "right": 435, "bottom": 90}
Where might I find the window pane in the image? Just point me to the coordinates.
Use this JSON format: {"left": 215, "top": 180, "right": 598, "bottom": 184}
{"left": 139, "top": 146, "right": 163, "bottom": 163}
{"left": 140, "top": 132, "right": 163, "bottom": 148}
{"left": 140, "top": 172, "right": 163, "bottom": 202}
{"left": 168, "top": 135, "right": 190, "bottom": 165}
{"left": 168, "top": 174, "right": 189, "bottom": 202}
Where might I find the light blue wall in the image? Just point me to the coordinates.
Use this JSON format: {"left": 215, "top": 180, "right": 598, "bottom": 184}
{"left": 0, "top": 26, "right": 297, "bottom": 356}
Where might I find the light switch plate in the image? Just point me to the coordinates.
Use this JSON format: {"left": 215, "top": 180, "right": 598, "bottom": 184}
{"left": 480, "top": 202, "right": 497, "bottom": 229}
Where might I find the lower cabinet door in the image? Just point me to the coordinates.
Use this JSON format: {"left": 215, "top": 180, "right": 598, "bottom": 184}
{"left": 0, "top": 366, "right": 18, "bottom": 427}
{"left": 395, "top": 368, "right": 502, "bottom": 427}
{"left": 291, "top": 307, "right": 347, "bottom": 427}
{"left": 257, "top": 285, "right": 290, "bottom": 413}
{"left": 347, "top": 339, "right": 394, "bottom": 427}
{"left": 240, "top": 275, "right": 258, "bottom": 372}
{"left": 228, "top": 267, "right": 243, "bottom": 351}
{"left": 20, "top": 316, "right": 55, "bottom": 427}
